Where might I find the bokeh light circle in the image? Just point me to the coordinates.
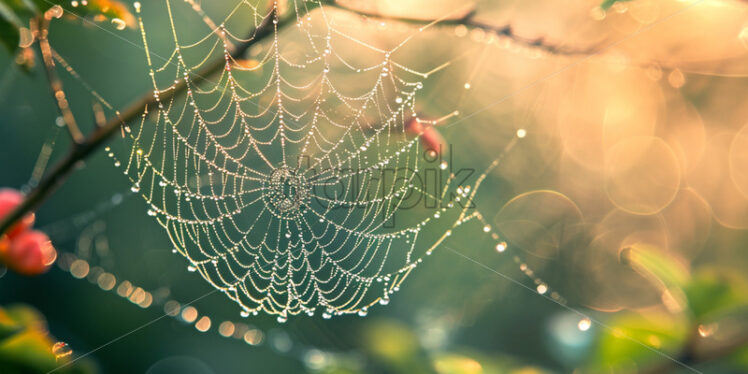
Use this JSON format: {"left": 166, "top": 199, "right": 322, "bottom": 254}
{"left": 689, "top": 133, "right": 748, "bottom": 229}
{"left": 729, "top": 123, "right": 748, "bottom": 199}
{"left": 660, "top": 188, "right": 712, "bottom": 259}
{"left": 568, "top": 209, "right": 670, "bottom": 311}
{"left": 604, "top": 136, "right": 681, "bottom": 215}
{"left": 494, "top": 190, "right": 584, "bottom": 259}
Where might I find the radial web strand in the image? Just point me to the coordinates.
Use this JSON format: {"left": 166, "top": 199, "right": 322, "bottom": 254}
{"left": 103, "top": 0, "right": 557, "bottom": 320}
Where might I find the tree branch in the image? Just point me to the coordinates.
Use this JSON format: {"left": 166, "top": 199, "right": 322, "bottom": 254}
{"left": 0, "top": 1, "right": 594, "bottom": 238}
{"left": 0, "top": 8, "right": 284, "bottom": 237}
{"left": 327, "top": 2, "right": 598, "bottom": 56}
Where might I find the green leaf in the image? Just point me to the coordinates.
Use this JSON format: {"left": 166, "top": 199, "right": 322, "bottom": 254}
{"left": 601, "top": 0, "right": 632, "bottom": 11}
{"left": 0, "top": 305, "right": 56, "bottom": 373}
{"left": 621, "top": 244, "right": 689, "bottom": 288}
{"left": 620, "top": 243, "right": 690, "bottom": 312}
{"left": 0, "top": 329, "right": 58, "bottom": 373}
{"left": 0, "top": 305, "right": 96, "bottom": 374}
{"left": 685, "top": 267, "right": 748, "bottom": 321}
{"left": 588, "top": 312, "right": 689, "bottom": 371}
{"left": 0, "top": 314, "right": 23, "bottom": 344}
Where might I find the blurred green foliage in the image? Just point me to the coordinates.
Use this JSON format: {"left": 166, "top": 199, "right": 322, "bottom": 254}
{"left": 581, "top": 246, "right": 748, "bottom": 373}
{"left": 686, "top": 268, "right": 748, "bottom": 321}
{"left": 590, "top": 312, "right": 689, "bottom": 371}
{"left": 0, "top": 304, "right": 95, "bottom": 374}
{"left": 313, "top": 244, "right": 748, "bottom": 373}
{"left": 0, "top": 0, "right": 747, "bottom": 373}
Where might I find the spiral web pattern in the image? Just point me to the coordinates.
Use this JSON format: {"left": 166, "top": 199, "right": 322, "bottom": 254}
{"left": 119, "top": 0, "right": 500, "bottom": 320}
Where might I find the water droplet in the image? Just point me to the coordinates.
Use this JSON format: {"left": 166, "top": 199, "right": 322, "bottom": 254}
{"left": 697, "top": 323, "right": 716, "bottom": 337}
{"left": 379, "top": 298, "right": 390, "bottom": 305}
{"left": 578, "top": 317, "right": 592, "bottom": 331}
{"left": 277, "top": 315, "right": 287, "bottom": 323}
{"left": 495, "top": 242, "right": 507, "bottom": 252}
{"left": 536, "top": 284, "right": 548, "bottom": 295}
{"left": 439, "top": 161, "right": 448, "bottom": 170}
{"left": 52, "top": 342, "right": 72, "bottom": 360}
{"left": 112, "top": 18, "right": 127, "bottom": 31}
{"left": 517, "top": 129, "right": 527, "bottom": 138}
{"left": 357, "top": 309, "right": 368, "bottom": 317}
{"left": 187, "top": 265, "right": 196, "bottom": 272}
{"left": 240, "top": 310, "right": 250, "bottom": 318}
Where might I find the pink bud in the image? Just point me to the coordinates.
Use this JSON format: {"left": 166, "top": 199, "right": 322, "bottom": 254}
{"left": 4, "top": 231, "right": 56, "bottom": 275}
{"left": 404, "top": 117, "right": 446, "bottom": 155}
{"left": 0, "top": 189, "right": 35, "bottom": 239}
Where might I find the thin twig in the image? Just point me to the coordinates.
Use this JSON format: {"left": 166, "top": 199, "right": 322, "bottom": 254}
{"left": 0, "top": 8, "right": 283, "bottom": 236}
{"left": 327, "top": 2, "right": 600, "bottom": 56}
{"left": 0, "top": 1, "right": 746, "bottom": 369}
{"left": 37, "top": 15, "right": 84, "bottom": 143}
{"left": 0, "top": 1, "right": 595, "bottom": 237}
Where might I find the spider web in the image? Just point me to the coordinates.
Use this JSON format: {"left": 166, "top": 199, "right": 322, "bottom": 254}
{"left": 114, "top": 0, "right": 517, "bottom": 321}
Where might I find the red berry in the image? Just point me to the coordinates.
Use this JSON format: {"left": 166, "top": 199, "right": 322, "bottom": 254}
{"left": 4, "top": 231, "right": 56, "bottom": 275}
{"left": 405, "top": 117, "right": 446, "bottom": 155}
{"left": 404, "top": 117, "right": 424, "bottom": 135}
{"left": 420, "top": 126, "right": 446, "bottom": 156}
{"left": 0, "top": 189, "right": 35, "bottom": 238}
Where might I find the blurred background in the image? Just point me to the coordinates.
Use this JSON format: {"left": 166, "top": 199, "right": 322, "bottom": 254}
{"left": 1, "top": 0, "right": 747, "bottom": 373}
